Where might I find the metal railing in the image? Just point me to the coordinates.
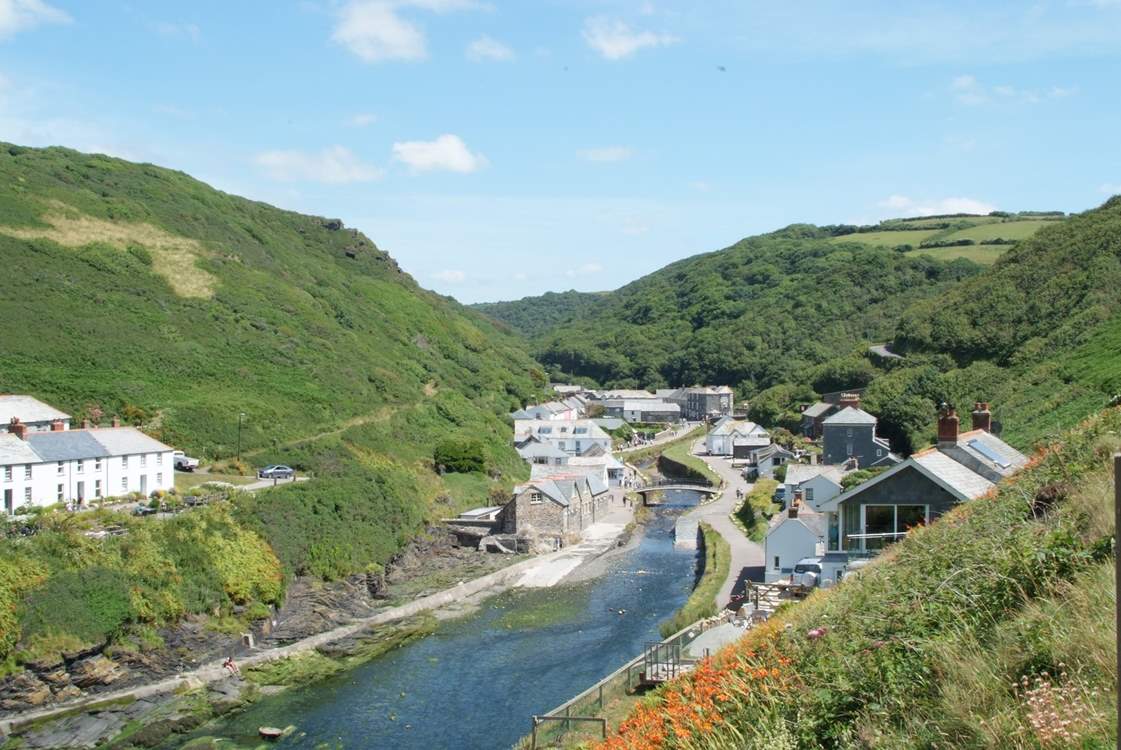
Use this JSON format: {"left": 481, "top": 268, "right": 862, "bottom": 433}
{"left": 523, "top": 618, "right": 722, "bottom": 749}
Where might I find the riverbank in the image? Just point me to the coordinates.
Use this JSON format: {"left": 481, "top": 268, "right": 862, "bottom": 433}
{"left": 659, "top": 522, "right": 730, "bottom": 637}
{"left": 0, "top": 499, "right": 640, "bottom": 749}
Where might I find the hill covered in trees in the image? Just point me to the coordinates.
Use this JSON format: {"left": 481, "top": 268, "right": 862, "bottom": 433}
{"left": 0, "top": 144, "right": 543, "bottom": 664}
{"left": 472, "top": 289, "right": 606, "bottom": 339}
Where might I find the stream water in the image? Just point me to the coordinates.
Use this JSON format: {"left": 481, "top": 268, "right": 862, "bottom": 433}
{"left": 180, "top": 491, "right": 703, "bottom": 750}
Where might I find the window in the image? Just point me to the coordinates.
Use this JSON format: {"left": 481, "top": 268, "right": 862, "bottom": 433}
{"left": 57, "top": 461, "right": 65, "bottom": 475}
{"left": 876, "top": 448, "right": 882, "bottom": 457}
{"left": 140, "top": 454, "right": 147, "bottom": 468}
{"left": 773, "top": 556, "right": 780, "bottom": 570}
{"left": 56, "top": 484, "right": 64, "bottom": 502}
{"left": 122, "top": 455, "right": 129, "bottom": 470}
{"left": 157, "top": 472, "right": 163, "bottom": 485}
{"left": 95, "top": 480, "right": 102, "bottom": 498}
{"left": 846, "top": 443, "right": 853, "bottom": 456}
{"left": 846, "top": 504, "right": 928, "bottom": 552}
{"left": 828, "top": 512, "right": 840, "bottom": 551}
{"left": 529, "top": 492, "right": 542, "bottom": 504}
{"left": 76, "top": 460, "right": 84, "bottom": 473}
{"left": 3, "top": 466, "right": 10, "bottom": 482}
{"left": 804, "top": 487, "right": 814, "bottom": 503}
{"left": 863, "top": 505, "right": 895, "bottom": 551}
{"left": 156, "top": 453, "right": 163, "bottom": 466}
{"left": 846, "top": 428, "right": 853, "bottom": 438}
{"left": 24, "top": 465, "right": 31, "bottom": 480}
{"left": 121, "top": 476, "right": 128, "bottom": 491}
{"left": 24, "top": 487, "right": 31, "bottom": 502}
{"left": 558, "top": 441, "right": 566, "bottom": 450}
{"left": 95, "top": 458, "right": 102, "bottom": 472}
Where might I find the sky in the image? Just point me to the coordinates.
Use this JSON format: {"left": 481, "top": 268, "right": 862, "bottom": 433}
{"left": 1, "top": 1, "right": 1119, "bottom": 304}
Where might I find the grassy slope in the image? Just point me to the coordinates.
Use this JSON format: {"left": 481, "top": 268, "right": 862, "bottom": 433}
{"left": 530, "top": 229, "right": 980, "bottom": 391}
{"left": 660, "top": 522, "right": 730, "bottom": 638}
{"left": 599, "top": 407, "right": 1120, "bottom": 750}
{"left": 0, "top": 144, "right": 543, "bottom": 665}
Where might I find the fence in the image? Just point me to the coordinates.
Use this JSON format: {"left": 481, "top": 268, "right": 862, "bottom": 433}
{"left": 523, "top": 618, "right": 725, "bottom": 749}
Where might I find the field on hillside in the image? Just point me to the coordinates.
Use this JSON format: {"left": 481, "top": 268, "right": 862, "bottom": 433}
{"left": 904, "top": 244, "right": 1009, "bottom": 264}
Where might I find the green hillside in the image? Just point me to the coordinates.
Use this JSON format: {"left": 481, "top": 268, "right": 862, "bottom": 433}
{"left": 526, "top": 228, "right": 980, "bottom": 392}
{"left": 865, "top": 197, "right": 1121, "bottom": 450}
{"left": 0, "top": 144, "right": 543, "bottom": 664}
{"left": 472, "top": 289, "right": 606, "bottom": 339}
{"left": 826, "top": 212, "right": 1062, "bottom": 266}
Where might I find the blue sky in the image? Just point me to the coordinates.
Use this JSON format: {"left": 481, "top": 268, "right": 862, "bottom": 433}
{"left": 1, "top": 1, "right": 1119, "bottom": 303}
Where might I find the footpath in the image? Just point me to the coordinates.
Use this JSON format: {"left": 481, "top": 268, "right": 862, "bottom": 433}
{"left": 680, "top": 439, "right": 764, "bottom": 609}
{"left": 1, "top": 493, "right": 636, "bottom": 737}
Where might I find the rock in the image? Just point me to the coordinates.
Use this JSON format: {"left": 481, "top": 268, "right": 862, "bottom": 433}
{"left": 69, "top": 656, "right": 124, "bottom": 688}
{"left": 53, "top": 685, "right": 82, "bottom": 701}
{"left": 0, "top": 671, "right": 52, "bottom": 709}
{"left": 39, "top": 667, "right": 71, "bottom": 688}
{"left": 18, "top": 711, "right": 124, "bottom": 750}
{"left": 322, "top": 218, "right": 343, "bottom": 230}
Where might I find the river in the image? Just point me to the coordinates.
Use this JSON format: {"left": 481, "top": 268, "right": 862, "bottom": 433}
{"left": 177, "top": 491, "right": 703, "bottom": 750}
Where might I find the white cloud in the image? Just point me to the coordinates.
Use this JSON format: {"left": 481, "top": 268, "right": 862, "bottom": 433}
{"left": 950, "top": 74, "right": 1075, "bottom": 105}
{"left": 688, "top": 180, "right": 711, "bottom": 192}
{"left": 433, "top": 269, "right": 466, "bottom": 283}
{"left": 347, "top": 112, "right": 379, "bottom": 127}
{"left": 331, "top": 0, "right": 482, "bottom": 63}
{"left": 582, "top": 17, "right": 678, "bottom": 60}
{"left": 1099, "top": 183, "right": 1121, "bottom": 195}
{"left": 391, "top": 134, "right": 486, "bottom": 173}
{"left": 153, "top": 21, "right": 200, "bottom": 42}
{"left": 565, "top": 262, "right": 603, "bottom": 278}
{"left": 877, "top": 195, "right": 997, "bottom": 217}
{"left": 254, "top": 146, "right": 384, "bottom": 183}
{"left": 577, "top": 146, "right": 632, "bottom": 163}
{"left": 466, "top": 34, "right": 514, "bottom": 61}
{"left": 0, "top": 0, "right": 71, "bottom": 40}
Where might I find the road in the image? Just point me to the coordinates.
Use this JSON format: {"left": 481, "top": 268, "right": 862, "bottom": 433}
{"left": 681, "top": 439, "right": 764, "bottom": 609}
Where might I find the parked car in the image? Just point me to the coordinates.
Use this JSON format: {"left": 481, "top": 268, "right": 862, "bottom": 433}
{"left": 791, "top": 557, "right": 823, "bottom": 591}
{"left": 258, "top": 465, "right": 295, "bottom": 479}
{"left": 173, "top": 451, "right": 200, "bottom": 471}
{"left": 132, "top": 503, "right": 158, "bottom": 517}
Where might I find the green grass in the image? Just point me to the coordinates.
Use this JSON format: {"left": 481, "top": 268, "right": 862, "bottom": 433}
{"left": 173, "top": 473, "right": 256, "bottom": 493}
{"left": 658, "top": 439, "right": 722, "bottom": 487}
{"left": 733, "top": 478, "right": 780, "bottom": 542}
{"left": 660, "top": 522, "right": 730, "bottom": 638}
{"left": 905, "top": 243, "right": 1010, "bottom": 265}
{"left": 829, "top": 229, "right": 940, "bottom": 247}
{"left": 622, "top": 426, "right": 704, "bottom": 466}
{"left": 941, "top": 218, "right": 1057, "bottom": 242}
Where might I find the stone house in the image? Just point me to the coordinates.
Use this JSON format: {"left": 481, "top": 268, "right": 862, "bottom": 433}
{"left": 498, "top": 472, "right": 610, "bottom": 545}
{"left": 820, "top": 394, "right": 899, "bottom": 469}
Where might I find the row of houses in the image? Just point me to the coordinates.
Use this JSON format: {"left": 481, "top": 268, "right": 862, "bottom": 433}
{"left": 0, "top": 396, "right": 176, "bottom": 513}
{"left": 764, "top": 402, "right": 1026, "bottom": 584}
{"left": 551, "top": 383, "right": 736, "bottom": 423}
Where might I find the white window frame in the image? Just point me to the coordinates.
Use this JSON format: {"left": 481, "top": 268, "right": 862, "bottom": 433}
{"left": 855, "top": 504, "right": 929, "bottom": 552}
{"left": 76, "top": 459, "right": 84, "bottom": 474}
{"left": 157, "top": 472, "right": 163, "bottom": 485}
{"left": 56, "top": 484, "right": 64, "bottom": 502}
{"left": 3, "top": 466, "right": 10, "bottom": 482}
{"left": 95, "top": 479, "right": 102, "bottom": 498}
{"left": 121, "top": 476, "right": 128, "bottom": 491}
{"left": 529, "top": 491, "right": 543, "bottom": 505}
{"left": 57, "top": 461, "right": 65, "bottom": 476}
{"left": 95, "top": 458, "right": 102, "bottom": 472}
{"left": 24, "top": 487, "right": 32, "bottom": 502}
{"left": 24, "top": 465, "right": 32, "bottom": 480}
{"left": 140, "top": 454, "right": 147, "bottom": 468}
{"left": 122, "top": 455, "right": 129, "bottom": 470}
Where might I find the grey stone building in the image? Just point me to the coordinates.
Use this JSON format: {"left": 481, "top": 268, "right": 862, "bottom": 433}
{"left": 498, "top": 472, "right": 610, "bottom": 544}
{"left": 820, "top": 395, "right": 899, "bottom": 469}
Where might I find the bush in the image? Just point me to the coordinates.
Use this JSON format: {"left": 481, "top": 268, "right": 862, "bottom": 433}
{"left": 20, "top": 567, "right": 133, "bottom": 650}
{"left": 433, "top": 439, "right": 487, "bottom": 474}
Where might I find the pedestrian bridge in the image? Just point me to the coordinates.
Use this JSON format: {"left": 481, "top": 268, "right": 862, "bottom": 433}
{"left": 633, "top": 480, "right": 720, "bottom": 500}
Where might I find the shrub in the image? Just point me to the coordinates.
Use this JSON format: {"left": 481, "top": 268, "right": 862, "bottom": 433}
{"left": 433, "top": 439, "right": 487, "bottom": 474}
{"left": 20, "top": 567, "right": 133, "bottom": 650}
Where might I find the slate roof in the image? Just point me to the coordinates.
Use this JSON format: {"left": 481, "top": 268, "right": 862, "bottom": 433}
{"left": 516, "top": 440, "right": 569, "bottom": 461}
{"left": 0, "top": 433, "right": 40, "bottom": 465}
{"left": 784, "top": 463, "right": 844, "bottom": 487}
{"left": 87, "top": 427, "right": 174, "bottom": 456}
{"left": 912, "top": 449, "right": 996, "bottom": 500}
{"left": 822, "top": 406, "right": 878, "bottom": 426}
{"left": 802, "top": 401, "right": 834, "bottom": 419}
{"left": 26, "top": 431, "right": 113, "bottom": 462}
{"left": 0, "top": 395, "right": 70, "bottom": 425}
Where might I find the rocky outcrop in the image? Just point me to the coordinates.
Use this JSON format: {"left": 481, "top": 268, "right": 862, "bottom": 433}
{"left": 69, "top": 655, "right": 125, "bottom": 688}
{"left": 0, "top": 672, "right": 51, "bottom": 710}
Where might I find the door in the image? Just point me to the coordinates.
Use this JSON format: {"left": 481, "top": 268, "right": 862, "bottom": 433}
{"left": 76, "top": 482, "right": 85, "bottom": 503}
{"left": 3, "top": 489, "right": 11, "bottom": 515}
{"left": 140, "top": 475, "right": 148, "bottom": 495}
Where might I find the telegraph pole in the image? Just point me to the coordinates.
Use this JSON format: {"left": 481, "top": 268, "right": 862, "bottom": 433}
{"left": 1114, "top": 452, "right": 1119, "bottom": 748}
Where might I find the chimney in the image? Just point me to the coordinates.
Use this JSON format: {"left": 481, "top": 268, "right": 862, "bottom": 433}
{"left": 937, "top": 404, "right": 959, "bottom": 445}
{"left": 838, "top": 392, "right": 861, "bottom": 411}
{"left": 81, "top": 418, "right": 91, "bottom": 429}
{"left": 50, "top": 420, "right": 64, "bottom": 432}
{"left": 789, "top": 490, "right": 803, "bottom": 517}
{"left": 111, "top": 415, "right": 121, "bottom": 428}
{"left": 9, "top": 418, "right": 27, "bottom": 441}
{"left": 971, "top": 402, "right": 992, "bottom": 433}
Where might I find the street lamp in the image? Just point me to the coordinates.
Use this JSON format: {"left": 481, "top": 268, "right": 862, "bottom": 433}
{"left": 236, "top": 412, "right": 246, "bottom": 465}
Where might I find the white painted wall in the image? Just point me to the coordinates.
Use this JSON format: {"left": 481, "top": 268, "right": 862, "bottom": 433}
{"left": 1, "top": 449, "right": 175, "bottom": 512}
{"left": 764, "top": 517, "right": 821, "bottom": 583}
